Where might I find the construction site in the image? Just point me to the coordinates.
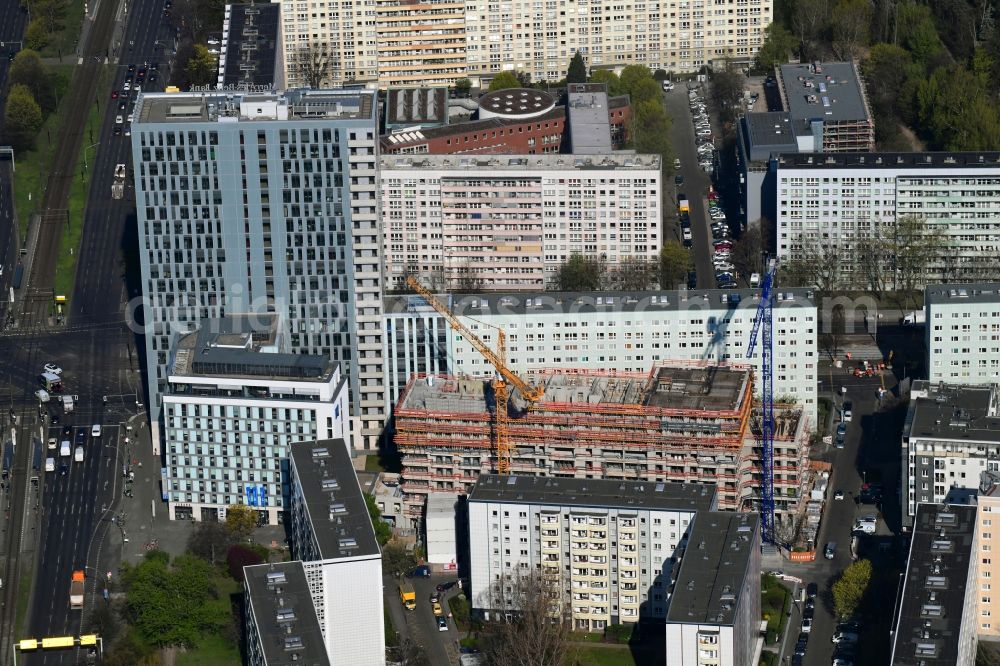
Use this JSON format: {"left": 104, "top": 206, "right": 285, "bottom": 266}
{"left": 393, "top": 363, "right": 811, "bottom": 527}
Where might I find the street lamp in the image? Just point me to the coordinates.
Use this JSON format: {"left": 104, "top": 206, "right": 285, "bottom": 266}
{"left": 82, "top": 143, "right": 100, "bottom": 171}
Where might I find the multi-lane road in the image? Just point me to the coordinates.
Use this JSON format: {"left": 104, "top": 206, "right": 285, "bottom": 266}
{"left": 0, "top": 0, "right": 172, "bottom": 658}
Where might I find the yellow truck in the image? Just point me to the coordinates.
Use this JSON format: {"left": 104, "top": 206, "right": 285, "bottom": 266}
{"left": 399, "top": 580, "right": 416, "bottom": 610}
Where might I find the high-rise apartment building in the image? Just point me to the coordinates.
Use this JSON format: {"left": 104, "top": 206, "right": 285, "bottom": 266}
{"left": 774, "top": 152, "right": 1000, "bottom": 288}
{"left": 244, "top": 561, "right": 331, "bottom": 666}
{"left": 288, "top": 440, "right": 385, "bottom": 665}
{"left": 665, "top": 512, "right": 761, "bottom": 666}
{"left": 380, "top": 154, "right": 662, "bottom": 291}
{"left": 890, "top": 503, "right": 979, "bottom": 666}
{"left": 925, "top": 284, "right": 1000, "bottom": 386}
{"left": 901, "top": 381, "right": 1000, "bottom": 529}
{"left": 132, "top": 89, "right": 384, "bottom": 451}
{"left": 382, "top": 289, "right": 819, "bottom": 427}
{"left": 275, "top": 0, "right": 771, "bottom": 88}
{"left": 468, "top": 474, "right": 718, "bottom": 630}
{"left": 161, "top": 315, "right": 349, "bottom": 524}
{"left": 974, "top": 472, "right": 1000, "bottom": 637}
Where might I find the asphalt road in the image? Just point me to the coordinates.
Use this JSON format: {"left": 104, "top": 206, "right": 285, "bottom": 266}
{"left": 664, "top": 85, "right": 716, "bottom": 289}
{"left": 72, "top": 0, "right": 173, "bottom": 326}
{"left": 770, "top": 328, "right": 917, "bottom": 666}
{"left": 384, "top": 573, "right": 462, "bottom": 665}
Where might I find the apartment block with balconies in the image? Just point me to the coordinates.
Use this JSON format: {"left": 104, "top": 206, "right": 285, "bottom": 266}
{"left": 468, "top": 474, "right": 717, "bottom": 631}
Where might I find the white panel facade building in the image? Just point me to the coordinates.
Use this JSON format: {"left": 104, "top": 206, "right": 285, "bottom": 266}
{"left": 665, "top": 512, "right": 761, "bottom": 666}
{"left": 380, "top": 154, "right": 662, "bottom": 291}
{"left": 774, "top": 152, "right": 1000, "bottom": 288}
{"left": 383, "top": 289, "right": 819, "bottom": 426}
{"left": 925, "top": 283, "right": 1000, "bottom": 386}
{"left": 901, "top": 380, "right": 1000, "bottom": 529}
{"left": 468, "top": 475, "right": 717, "bottom": 631}
{"left": 162, "top": 315, "right": 349, "bottom": 524}
{"left": 275, "top": 0, "right": 771, "bottom": 88}
{"left": 288, "top": 440, "right": 385, "bottom": 665}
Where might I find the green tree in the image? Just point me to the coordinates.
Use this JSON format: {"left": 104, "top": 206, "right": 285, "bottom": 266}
{"left": 659, "top": 242, "right": 692, "bottom": 288}
{"left": 619, "top": 65, "right": 657, "bottom": 101}
{"left": 382, "top": 541, "right": 417, "bottom": 577}
{"left": 9, "top": 50, "right": 57, "bottom": 113}
{"left": 863, "top": 44, "right": 919, "bottom": 146}
{"left": 454, "top": 78, "right": 472, "bottom": 98}
{"left": 224, "top": 503, "right": 258, "bottom": 542}
{"left": 24, "top": 18, "right": 49, "bottom": 51}
{"left": 557, "top": 254, "right": 603, "bottom": 291}
{"left": 632, "top": 98, "right": 673, "bottom": 157}
{"left": 566, "top": 52, "right": 587, "bottom": 83}
{"left": 896, "top": 3, "right": 945, "bottom": 66}
{"left": 589, "top": 69, "right": 622, "bottom": 95}
{"left": 365, "top": 492, "right": 393, "bottom": 546}
{"left": 832, "top": 559, "right": 872, "bottom": 619}
{"left": 4, "top": 84, "right": 43, "bottom": 151}
{"left": 489, "top": 71, "right": 520, "bottom": 91}
{"left": 710, "top": 65, "right": 745, "bottom": 124}
{"left": 916, "top": 65, "right": 1000, "bottom": 150}
{"left": 754, "top": 22, "right": 796, "bottom": 73}
{"left": 185, "top": 44, "right": 217, "bottom": 87}
{"left": 652, "top": 69, "right": 669, "bottom": 81}
{"left": 121, "top": 552, "right": 224, "bottom": 648}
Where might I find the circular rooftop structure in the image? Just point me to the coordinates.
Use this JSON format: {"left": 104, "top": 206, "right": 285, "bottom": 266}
{"left": 478, "top": 88, "right": 556, "bottom": 120}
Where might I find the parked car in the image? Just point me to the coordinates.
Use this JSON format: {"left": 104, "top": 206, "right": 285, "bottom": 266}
{"left": 806, "top": 583, "right": 818, "bottom": 598}
{"left": 432, "top": 602, "right": 443, "bottom": 616}
{"left": 834, "top": 490, "right": 845, "bottom": 500}
{"left": 44, "top": 364, "right": 63, "bottom": 375}
{"left": 687, "top": 271, "right": 697, "bottom": 288}
{"left": 801, "top": 618, "right": 813, "bottom": 633}
{"left": 436, "top": 616, "right": 448, "bottom": 631}
{"left": 837, "top": 423, "right": 847, "bottom": 437}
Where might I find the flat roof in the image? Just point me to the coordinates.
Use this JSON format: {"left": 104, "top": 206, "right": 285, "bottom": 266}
{"left": 380, "top": 153, "right": 659, "bottom": 171}
{"left": 744, "top": 111, "right": 798, "bottom": 146}
{"left": 469, "top": 474, "right": 717, "bottom": 513}
{"left": 925, "top": 283, "right": 1000, "bottom": 305}
{"left": 908, "top": 382, "right": 1000, "bottom": 443}
{"left": 135, "top": 89, "right": 376, "bottom": 124}
{"left": 219, "top": 3, "right": 279, "bottom": 90}
{"left": 891, "top": 503, "right": 977, "bottom": 665}
{"left": 379, "top": 96, "right": 630, "bottom": 149}
{"left": 777, "top": 62, "right": 870, "bottom": 125}
{"left": 289, "top": 440, "right": 381, "bottom": 560}
{"left": 244, "top": 561, "right": 330, "bottom": 666}
{"left": 478, "top": 88, "right": 555, "bottom": 117}
{"left": 776, "top": 151, "right": 1000, "bottom": 170}
{"left": 666, "top": 512, "right": 759, "bottom": 626}
{"left": 399, "top": 364, "right": 751, "bottom": 415}
{"left": 384, "top": 288, "right": 816, "bottom": 318}
{"left": 566, "top": 85, "right": 612, "bottom": 154}
{"left": 170, "top": 316, "right": 334, "bottom": 382}
{"left": 385, "top": 87, "right": 449, "bottom": 127}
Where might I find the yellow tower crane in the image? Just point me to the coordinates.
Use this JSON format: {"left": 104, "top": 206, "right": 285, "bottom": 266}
{"left": 405, "top": 276, "right": 544, "bottom": 474}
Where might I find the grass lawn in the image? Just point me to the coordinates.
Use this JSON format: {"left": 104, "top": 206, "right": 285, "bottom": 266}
{"left": 53, "top": 67, "right": 107, "bottom": 297}
{"left": 175, "top": 633, "right": 239, "bottom": 666}
{"left": 14, "top": 570, "right": 32, "bottom": 635}
{"left": 364, "top": 454, "right": 384, "bottom": 472}
{"left": 569, "top": 645, "right": 637, "bottom": 666}
{"left": 761, "top": 574, "right": 791, "bottom": 643}
{"left": 40, "top": 0, "right": 88, "bottom": 61}
{"left": 11, "top": 65, "right": 74, "bottom": 241}
{"left": 174, "top": 574, "right": 241, "bottom": 665}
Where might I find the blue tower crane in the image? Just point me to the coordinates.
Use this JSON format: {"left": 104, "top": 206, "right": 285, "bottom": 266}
{"left": 745, "top": 259, "right": 778, "bottom": 545}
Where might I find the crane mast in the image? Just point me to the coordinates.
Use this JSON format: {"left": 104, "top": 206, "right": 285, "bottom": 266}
{"left": 745, "top": 259, "right": 778, "bottom": 545}
{"left": 405, "top": 277, "right": 544, "bottom": 473}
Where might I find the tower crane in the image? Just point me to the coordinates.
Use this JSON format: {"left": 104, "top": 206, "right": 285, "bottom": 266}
{"left": 745, "top": 259, "right": 778, "bottom": 545}
{"left": 405, "top": 277, "right": 544, "bottom": 474}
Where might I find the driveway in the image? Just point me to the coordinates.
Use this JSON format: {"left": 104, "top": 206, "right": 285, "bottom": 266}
{"left": 665, "top": 85, "right": 716, "bottom": 288}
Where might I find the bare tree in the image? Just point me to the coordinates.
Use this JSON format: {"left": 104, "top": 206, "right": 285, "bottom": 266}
{"left": 299, "top": 44, "right": 333, "bottom": 88}
{"left": 793, "top": 0, "right": 831, "bottom": 59}
{"left": 855, "top": 235, "right": 889, "bottom": 294}
{"left": 891, "top": 214, "right": 944, "bottom": 295}
{"left": 730, "top": 224, "right": 764, "bottom": 279}
{"left": 605, "top": 257, "right": 657, "bottom": 291}
{"left": 478, "top": 568, "right": 572, "bottom": 666}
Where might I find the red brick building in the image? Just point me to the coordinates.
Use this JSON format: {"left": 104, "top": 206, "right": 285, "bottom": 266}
{"left": 381, "top": 95, "right": 631, "bottom": 155}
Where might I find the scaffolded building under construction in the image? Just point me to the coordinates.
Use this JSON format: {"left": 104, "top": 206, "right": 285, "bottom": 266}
{"left": 393, "top": 363, "right": 810, "bottom": 526}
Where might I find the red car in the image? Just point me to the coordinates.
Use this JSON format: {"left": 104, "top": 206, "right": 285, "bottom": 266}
{"left": 111, "top": 90, "right": 119, "bottom": 99}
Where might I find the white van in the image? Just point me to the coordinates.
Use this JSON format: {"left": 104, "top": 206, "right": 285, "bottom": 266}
{"left": 74, "top": 446, "right": 84, "bottom": 463}
{"left": 750, "top": 273, "right": 761, "bottom": 288}
{"left": 59, "top": 440, "right": 71, "bottom": 457}
{"left": 45, "top": 457, "right": 55, "bottom": 472}
{"left": 35, "top": 390, "right": 50, "bottom": 403}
